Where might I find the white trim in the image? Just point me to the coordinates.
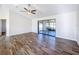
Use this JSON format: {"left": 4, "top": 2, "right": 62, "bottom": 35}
{"left": 8, "top": 32, "right": 32, "bottom": 36}
{"left": 56, "top": 36, "right": 77, "bottom": 42}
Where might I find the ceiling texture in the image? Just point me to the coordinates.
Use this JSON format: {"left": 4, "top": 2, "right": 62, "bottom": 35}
{"left": 1, "top": 4, "right": 79, "bottom": 19}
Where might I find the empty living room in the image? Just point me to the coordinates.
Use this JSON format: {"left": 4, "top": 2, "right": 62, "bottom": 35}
{"left": 0, "top": 4, "right": 79, "bottom": 55}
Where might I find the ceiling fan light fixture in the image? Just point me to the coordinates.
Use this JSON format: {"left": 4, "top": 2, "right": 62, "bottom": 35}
{"left": 27, "top": 12, "right": 32, "bottom": 15}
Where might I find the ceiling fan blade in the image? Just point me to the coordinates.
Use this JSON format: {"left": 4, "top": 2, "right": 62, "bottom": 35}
{"left": 31, "top": 10, "right": 36, "bottom": 12}
{"left": 24, "top": 8, "right": 28, "bottom": 11}
{"left": 32, "top": 12, "right": 36, "bottom": 14}
{"left": 31, "top": 10, "right": 36, "bottom": 14}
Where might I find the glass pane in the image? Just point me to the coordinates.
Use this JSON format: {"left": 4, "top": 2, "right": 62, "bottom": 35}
{"left": 39, "top": 23, "right": 43, "bottom": 30}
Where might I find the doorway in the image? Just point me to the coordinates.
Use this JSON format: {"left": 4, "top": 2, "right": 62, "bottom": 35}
{"left": 0, "top": 19, "right": 6, "bottom": 36}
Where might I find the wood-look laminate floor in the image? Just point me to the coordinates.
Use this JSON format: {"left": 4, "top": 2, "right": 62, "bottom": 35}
{"left": 0, "top": 32, "right": 79, "bottom": 55}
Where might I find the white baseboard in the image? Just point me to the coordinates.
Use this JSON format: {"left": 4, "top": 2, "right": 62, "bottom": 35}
{"left": 7, "top": 32, "right": 34, "bottom": 36}
{"left": 56, "top": 36, "right": 77, "bottom": 42}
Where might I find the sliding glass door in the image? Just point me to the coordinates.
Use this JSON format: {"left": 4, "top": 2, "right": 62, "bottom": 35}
{"left": 38, "top": 19, "right": 56, "bottom": 37}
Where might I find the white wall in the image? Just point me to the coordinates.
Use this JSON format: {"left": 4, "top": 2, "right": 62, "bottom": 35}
{"left": 32, "top": 11, "right": 77, "bottom": 41}
{"left": 56, "top": 12, "right": 77, "bottom": 41}
{"left": 9, "top": 10, "right": 32, "bottom": 36}
{"left": 77, "top": 9, "right": 79, "bottom": 45}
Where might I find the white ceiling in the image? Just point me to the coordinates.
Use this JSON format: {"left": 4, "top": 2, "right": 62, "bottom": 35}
{"left": 1, "top": 4, "right": 79, "bottom": 19}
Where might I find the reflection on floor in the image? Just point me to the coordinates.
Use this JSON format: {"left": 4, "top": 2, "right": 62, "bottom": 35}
{"left": 39, "top": 30, "right": 56, "bottom": 36}
{"left": 0, "top": 32, "right": 79, "bottom": 55}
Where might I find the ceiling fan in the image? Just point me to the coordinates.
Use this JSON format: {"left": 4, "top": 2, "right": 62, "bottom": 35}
{"left": 21, "top": 4, "right": 36, "bottom": 15}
